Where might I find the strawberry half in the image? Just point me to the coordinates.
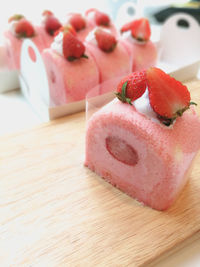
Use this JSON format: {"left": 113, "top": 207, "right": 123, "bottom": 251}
{"left": 147, "top": 67, "right": 196, "bottom": 125}
{"left": 62, "top": 32, "right": 88, "bottom": 61}
{"left": 121, "top": 18, "right": 151, "bottom": 42}
{"left": 15, "top": 18, "right": 35, "bottom": 38}
{"left": 68, "top": 13, "right": 86, "bottom": 32}
{"left": 116, "top": 70, "right": 147, "bottom": 104}
{"left": 95, "top": 28, "right": 117, "bottom": 52}
{"left": 42, "top": 11, "right": 62, "bottom": 36}
{"left": 120, "top": 20, "right": 135, "bottom": 34}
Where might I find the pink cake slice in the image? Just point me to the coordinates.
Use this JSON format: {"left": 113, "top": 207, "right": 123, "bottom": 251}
{"left": 120, "top": 18, "right": 157, "bottom": 71}
{"left": 42, "top": 48, "right": 99, "bottom": 106}
{"left": 4, "top": 27, "right": 49, "bottom": 70}
{"left": 122, "top": 38, "right": 157, "bottom": 71}
{"left": 85, "top": 69, "right": 200, "bottom": 211}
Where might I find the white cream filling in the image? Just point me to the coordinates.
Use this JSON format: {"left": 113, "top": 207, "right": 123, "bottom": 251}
{"left": 51, "top": 32, "right": 63, "bottom": 56}
{"left": 9, "top": 21, "right": 17, "bottom": 35}
{"left": 133, "top": 88, "right": 159, "bottom": 123}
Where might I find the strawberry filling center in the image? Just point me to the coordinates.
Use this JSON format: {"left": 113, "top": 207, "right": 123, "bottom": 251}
{"left": 106, "top": 136, "right": 138, "bottom": 166}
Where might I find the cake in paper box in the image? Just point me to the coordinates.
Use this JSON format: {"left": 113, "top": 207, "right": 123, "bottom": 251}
{"left": 19, "top": 13, "right": 158, "bottom": 114}
{"left": 85, "top": 67, "right": 200, "bottom": 211}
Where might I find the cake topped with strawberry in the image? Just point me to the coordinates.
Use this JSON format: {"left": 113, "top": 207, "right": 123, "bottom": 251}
{"left": 116, "top": 67, "right": 196, "bottom": 126}
{"left": 85, "top": 8, "right": 118, "bottom": 37}
{"left": 4, "top": 13, "right": 50, "bottom": 70}
{"left": 42, "top": 28, "right": 99, "bottom": 105}
{"left": 85, "top": 27, "right": 131, "bottom": 94}
{"left": 64, "top": 13, "right": 92, "bottom": 41}
{"left": 120, "top": 18, "right": 157, "bottom": 71}
{"left": 51, "top": 27, "right": 88, "bottom": 61}
{"left": 85, "top": 68, "right": 200, "bottom": 210}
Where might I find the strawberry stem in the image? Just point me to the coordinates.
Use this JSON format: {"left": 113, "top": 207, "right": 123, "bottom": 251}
{"left": 81, "top": 54, "right": 89, "bottom": 59}
{"left": 115, "top": 81, "right": 132, "bottom": 105}
{"left": 190, "top": 101, "right": 197, "bottom": 106}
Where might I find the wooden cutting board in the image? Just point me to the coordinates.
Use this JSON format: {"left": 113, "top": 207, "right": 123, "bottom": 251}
{"left": 1, "top": 79, "right": 200, "bottom": 267}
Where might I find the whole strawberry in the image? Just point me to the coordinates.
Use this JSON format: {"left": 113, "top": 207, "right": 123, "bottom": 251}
{"left": 95, "top": 28, "right": 117, "bottom": 52}
{"left": 121, "top": 18, "right": 151, "bottom": 42}
{"left": 116, "top": 70, "right": 147, "bottom": 104}
{"left": 9, "top": 14, "right": 35, "bottom": 38}
{"left": 68, "top": 13, "right": 86, "bottom": 32}
{"left": 62, "top": 32, "right": 88, "bottom": 61}
{"left": 147, "top": 67, "right": 196, "bottom": 125}
{"left": 42, "top": 10, "right": 62, "bottom": 36}
{"left": 95, "top": 10, "right": 110, "bottom": 26}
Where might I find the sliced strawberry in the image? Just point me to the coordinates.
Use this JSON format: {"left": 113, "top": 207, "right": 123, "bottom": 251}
{"left": 120, "top": 21, "right": 135, "bottom": 34}
{"left": 131, "top": 18, "right": 151, "bottom": 41}
{"left": 116, "top": 71, "right": 147, "bottom": 104}
{"left": 106, "top": 136, "right": 138, "bottom": 166}
{"left": 8, "top": 14, "right": 24, "bottom": 23}
{"left": 62, "top": 32, "right": 88, "bottom": 61}
{"left": 121, "top": 18, "right": 151, "bottom": 42}
{"left": 15, "top": 18, "right": 35, "bottom": 38}
{"left": 68, "top": 13, "right": 86, "bottom": 31}
{"left": 95, "top": 28, "right": 117, "bottom": 52}
{"left": 147, "top": 67, "right": 193, "bottom": 125}
{"left": 54, "top": 24, "right": 76, "bottom": 37}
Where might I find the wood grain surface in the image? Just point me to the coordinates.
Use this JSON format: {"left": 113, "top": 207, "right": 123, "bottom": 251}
{"left": 0, "top": 79, "right": 200, "bottom": 267}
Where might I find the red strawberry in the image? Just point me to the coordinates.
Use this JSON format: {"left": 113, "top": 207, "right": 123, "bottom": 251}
{"left": 8, "top": 14, "right": 24, "bottom": 23}
{"left": 116, "top": 70, "right": 146, "bottom": 104}
{"left": 131, "top": 18, "right": 151, "bottom": 41}
{"left": 120, "top": 21, "right": 135, "bottom": 34}
{"left": 68, "top": 13, "right": 86, "bottom": 31}
{"left": 85, "top": 8, "right": 110, "bottom": 26}
{"left": 42, "top": 11, "right": 62, "bottom": 36}
{"left": 42, "top": 10, "right": 53, "bottom": 17}
{"left": 121, "top": 18, "right": 151, "bottom": 42}
{"left": 62, "top": 32, "right": 88, "bottom": 61}
{"left": 15, "top": 18, "right": 35, "bottom": 38}
{"left": 54, "top": 24, "right": 76, "bottom": 37}
{"left": 95, "top": 28, "right": 117, "bottom": 52}
{"left": 95, "top": 10, "right": 110, "bottom": 26}
{"left": 147, "top": 67, "right": 195, "bottom": 125}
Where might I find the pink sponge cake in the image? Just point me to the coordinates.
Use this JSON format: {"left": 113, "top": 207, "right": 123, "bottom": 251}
{"left": 4, "top": 13, "right": 57, "bottom": 70}
{"left": 86, "top": 28, "right": 131, "bottom": 94}
{"left": 85, "top": 68, "right": 200, "bottom": 210}
{"left": 42, "top": 29, "right": 99, "bottom": 106}
{"left": 121, "top": 18, "right": 157, "bottom": 71}
{"left": 85, "top": 8, "right": 118, "bottom": 37}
